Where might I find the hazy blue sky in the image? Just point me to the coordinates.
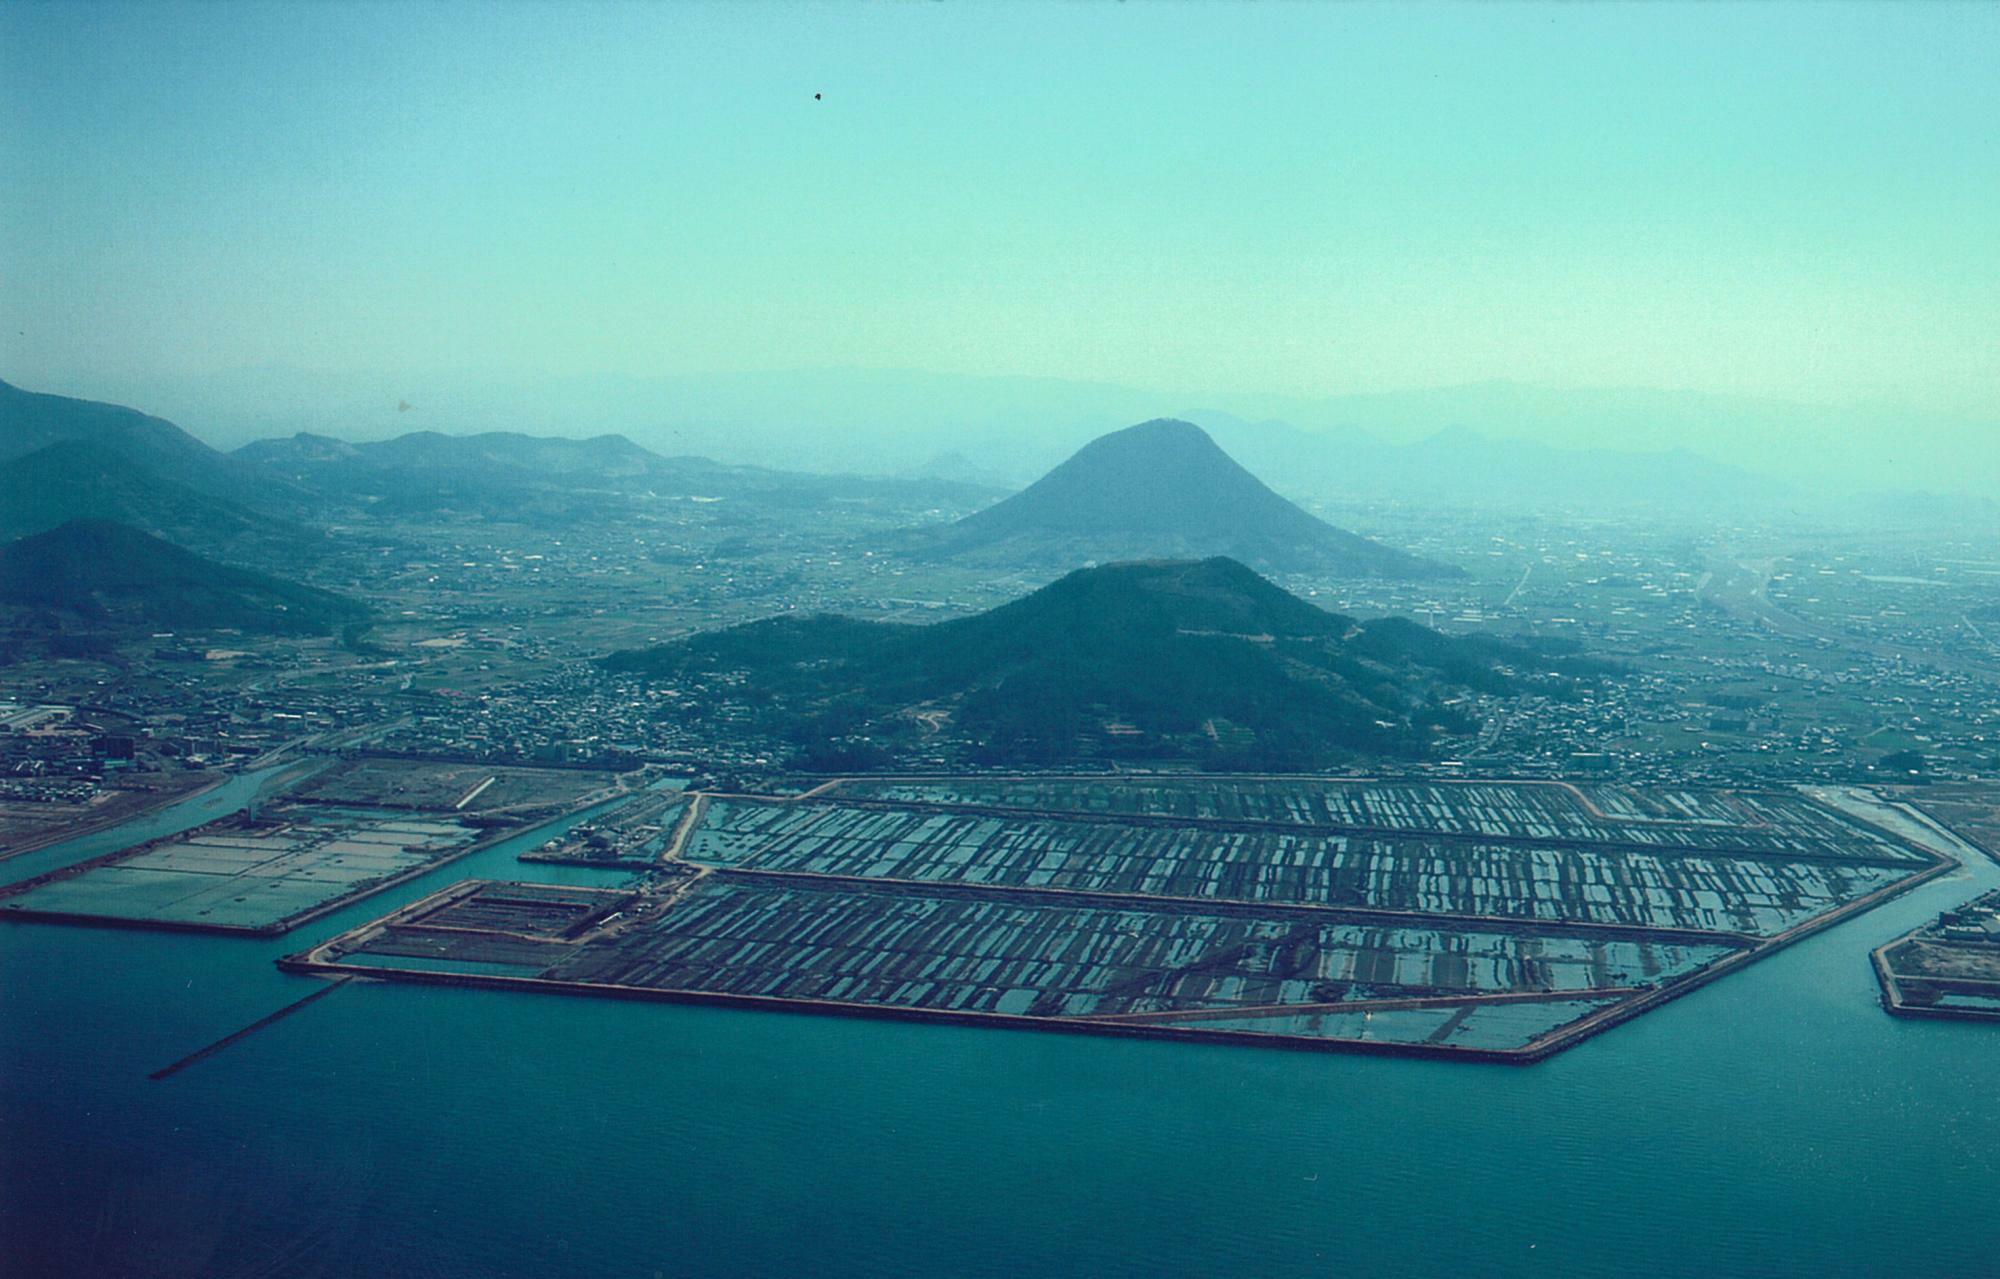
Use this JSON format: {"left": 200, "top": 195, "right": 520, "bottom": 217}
{"left": 3, "top": 1, "right": 1995, "bottom": 416}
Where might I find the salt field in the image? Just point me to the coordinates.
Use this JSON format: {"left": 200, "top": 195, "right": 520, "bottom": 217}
{"left": 688, "top": 798, "right": 1912, "bottom": 934}
{"left": 280, "top": 776, "right": 1952, "bottom": 1060}
{"left": 829, "top": 778, "right": 1924, "bottom": 860}
{"left": 0, "top": 806, "right": 480, "bottom": 934}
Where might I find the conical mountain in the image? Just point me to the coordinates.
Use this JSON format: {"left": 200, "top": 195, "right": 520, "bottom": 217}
{"left": 926, "top": 419, "right": 1459, "bottom": 578}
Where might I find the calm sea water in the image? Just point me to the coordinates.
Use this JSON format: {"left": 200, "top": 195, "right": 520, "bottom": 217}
{"left": 3, "top": 789, "right": 1998, "bottom": 1278}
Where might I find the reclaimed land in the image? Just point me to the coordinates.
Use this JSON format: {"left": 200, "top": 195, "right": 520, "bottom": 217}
{"left": 0, "top": 805, "right": 483, "bottom": 936}
{"left": 1874, "top": 887, "right": 2000, "bottom": 1022}
{"left": 281, "top": 776, "right": 1955, "bottom": 1062}
{"left": 0, "top": 760, "right": 637, "bottom": 936}
{"left": 290, "top": 757, "right": 625, "bottom": 818}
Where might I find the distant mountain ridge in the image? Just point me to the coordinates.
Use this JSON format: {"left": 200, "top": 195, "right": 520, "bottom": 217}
{"left": 606, "top": 557, "right": 1595, "bottom": 768}
{"left": 0, "top": 520, "right": 366, "bottom": 636}
{"left": 234, "top": 426, "right": 999, "bottom": 518}
{"left": 920, "top": 419, "right": 1461, "bottom": 579}
{"left": 236, "top": 428, "right": 693, "bottom": 481}
{"left": 23, "top": 371, "right": 1822, "bottom": 513}
{"left": 0, "top": 378, "right": 285, "bottom": 509}
{"left": 113, "top": 366, "right": 1982, "bottom": 500}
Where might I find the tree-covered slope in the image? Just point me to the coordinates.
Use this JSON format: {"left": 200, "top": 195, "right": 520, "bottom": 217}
{"left": 606, "top": 557, "right": 1591, "bottom": 767}
{"left": 0, "top": 440, "right": 311, "bottom": 554}
{"left": 0, "top": 521, "right": 366, "bottom": 636}
{"left": 0, "top": 378, "right": 284, "bottom": 508}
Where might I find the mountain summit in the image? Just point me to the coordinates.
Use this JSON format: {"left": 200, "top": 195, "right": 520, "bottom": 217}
{"left": 605, "top": 556, "right": 1590, "bottom": 768}
{"left": 924, "top": 419, "right": 1459, "bottom": 578}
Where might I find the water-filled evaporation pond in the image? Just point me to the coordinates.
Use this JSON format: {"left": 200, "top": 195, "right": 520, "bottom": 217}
{"left": 0, "top": 764, "right": 299, "bottom": 889}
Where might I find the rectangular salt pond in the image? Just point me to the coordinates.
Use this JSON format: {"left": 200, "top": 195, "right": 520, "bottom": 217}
{"left": 282, "top": 776, "right": 1950, "bottom": 1062}
{"left": 372, "top": 876, "right": 1735, "bottom": 1016}
{"left": 0, "top": 807, "right": 480, "bottom": 933}
{"left": 685, "top": 799, "right": 1909, "bottom": 937}
{"left": 299, "top": 875, "right": 1676, "bottom": 1058}
{"left": 827, "top": 779, "right": 1919, "bottom": 861}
